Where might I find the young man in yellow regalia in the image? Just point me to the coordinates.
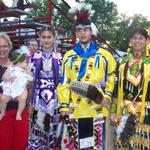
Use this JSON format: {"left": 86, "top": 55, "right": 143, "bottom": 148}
{"left": 57, "top": 3, "right": 116, "bottom": 149}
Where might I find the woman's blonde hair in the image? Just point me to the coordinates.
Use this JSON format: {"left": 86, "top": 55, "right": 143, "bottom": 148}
{"left": 0, "top": 33, "right": 12, "bottom": 49}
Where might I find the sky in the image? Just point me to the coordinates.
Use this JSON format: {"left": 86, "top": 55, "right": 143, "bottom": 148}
{"left": 3, "top": 0, "right": 150, "bottom": 19}
{"left": 66, "top": 0, "right": 150, "bottom": 19}
{"left": 111, "top": 0, "right": 150, "bottom": 19}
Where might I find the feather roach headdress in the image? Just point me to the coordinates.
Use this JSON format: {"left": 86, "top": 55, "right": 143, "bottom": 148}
{"left": 69, "top": 2, "right": 98, "bottom": 36}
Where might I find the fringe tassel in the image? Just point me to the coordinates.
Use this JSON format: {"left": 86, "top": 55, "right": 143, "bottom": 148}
{"left": 140, "top": 63, "right": 150, "bottom": 122}
{"left": 117, "top": 64, "right": 125, "bottom": 117}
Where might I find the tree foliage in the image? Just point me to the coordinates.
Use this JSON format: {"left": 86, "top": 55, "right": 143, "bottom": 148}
{"left": 52, "top": 1, "right": 74, "bottom": 37}
{"left": 83, "top": 0, "right": 118, "bottom": 42}
{"left": 29, "top": 0, "right": 73, "bottom": 37}
{"left": 28, "top": 0, "right": 150, "bottom": 51}
{"left": 113, "top": 14, "right": 150, "bottom": 51}
{"left": 29, "top": 0, "right": 48, "bottom": 17}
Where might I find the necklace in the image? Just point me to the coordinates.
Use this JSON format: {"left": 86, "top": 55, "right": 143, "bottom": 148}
{"left": 42, "top": 52, "right": 52, "bottom": 72}
{"left": 126, "top": 54, "right": 142, "bottom": 86}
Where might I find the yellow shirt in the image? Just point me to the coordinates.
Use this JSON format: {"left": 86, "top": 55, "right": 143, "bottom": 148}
{"left": 57, "top": 47, "right": 116, "bottom": 118}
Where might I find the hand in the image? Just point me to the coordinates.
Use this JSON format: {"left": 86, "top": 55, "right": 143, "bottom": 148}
{"left": 101, "top": 97, "right": 109, "bottom": 107}
{"left": 10, "top": 76, "right": 17, "bottom": 82}
{"left": 110, "top": 113, "right": 120, "bottom": 126}
{"left": 60, "top": 111, "right": 69, "bottom": 117}
{"left": 27, "top": 81, "right": 33, "bottom": 90}
{"left": 110, "top": 112, "right": 117, "bottom": 122}
{"left": 5, "top": 75, "right": 17, "bottom": 82}
{"left": 24, "top": 67, "right": 32, "bottom": 75}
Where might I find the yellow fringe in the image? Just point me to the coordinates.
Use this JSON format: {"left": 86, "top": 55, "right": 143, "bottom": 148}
{"left": 127, "top": 47, "right": 131, "bottom": 53}
{"left": 117, "top": 63, "right": 125, "bottom": 117}
{"left": 136, "top": 123, "right": 150, "bottom": 133}
{"left": 146, "top": 43, "right": 150, "bottom": 56}
{"left": 140, "top": 63, "right": 150, "bottom": 122}
{"left": 129, "top": 123, "right": 150, "bottom": 148}
{"left": 117, "top": 60, "right": 150, "bottom": 122}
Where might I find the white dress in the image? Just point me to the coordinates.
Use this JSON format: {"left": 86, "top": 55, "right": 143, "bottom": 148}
{"left": 0, "top": 66, "right": 33, "bottom": 98}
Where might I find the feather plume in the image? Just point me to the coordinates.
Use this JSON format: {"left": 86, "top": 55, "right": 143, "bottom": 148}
{"left": 116, "top": 114, "right": 136, "bottom": 144}
{"left": 69, "top": 3, "right": 94, "bottom": 20}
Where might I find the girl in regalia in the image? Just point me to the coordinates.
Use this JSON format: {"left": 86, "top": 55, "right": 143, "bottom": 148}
{"left": 28, "top": 27, "right": 62, "bottom": 150}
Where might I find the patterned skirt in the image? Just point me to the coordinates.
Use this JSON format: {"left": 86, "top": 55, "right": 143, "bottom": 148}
{"left": 28, "top": 110, "right": 59, "bottom": 150}
{"left": 28, "top": 124, "right": 54, "bottom": 150}
{"left": 56, "top": 116, "right": 105, "bottom": 150}
{"left": 115, "top": 123, "right": 150, "bottom": 150}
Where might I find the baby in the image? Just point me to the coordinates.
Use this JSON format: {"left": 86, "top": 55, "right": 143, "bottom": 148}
{"left": 0, "top": 51, "right": 33, "bottom": 120}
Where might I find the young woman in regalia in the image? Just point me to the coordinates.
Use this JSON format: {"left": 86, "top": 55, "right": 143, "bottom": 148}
{"left": 28, "top": 27, "right": 62, "bottom": 149}
{"left": 111, "top": 28, "right": 150, "bottom": 150}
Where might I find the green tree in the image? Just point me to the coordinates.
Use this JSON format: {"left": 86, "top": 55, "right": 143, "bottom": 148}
{"left": 29, "top": 0, "right": 48, "bottom": 17}
{"left": 81, "top": 0, "right": 118, "bottom": 43}
{"left": 29, "top": 0, "right": 118, "bottom": 39}
{"left": 28, "top": 0, "right": 150, "bottom": 52}
{"left": 113, "top": 14, "right": 150, "bottom": 51}
{"left": 52, "top": 1, "right": 74, "bottom": 37}
{"left": 28, "top": 0, "right": 73, "bottom": 37}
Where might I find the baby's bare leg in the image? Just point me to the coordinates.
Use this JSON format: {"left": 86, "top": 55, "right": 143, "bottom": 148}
{"left": 16, "top": 90, "right": 28, "bottom": 120}
{"left": 0, "top": 95, "right": 11, "bottom": 120}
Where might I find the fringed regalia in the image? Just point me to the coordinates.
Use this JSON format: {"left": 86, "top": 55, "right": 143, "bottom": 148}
{"left": 28, "top": 50, "right": 62, "bottom": 150}
{"left": 113, "top": 48, "right": 150, "bottom": 150}
{"left": 57, "top": 41, "right": 116, "bottom": 149}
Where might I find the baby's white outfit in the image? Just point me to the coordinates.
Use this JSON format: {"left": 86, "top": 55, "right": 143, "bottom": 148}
{"left": 0, "top": 66, "right": 33, "bottom": 98}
